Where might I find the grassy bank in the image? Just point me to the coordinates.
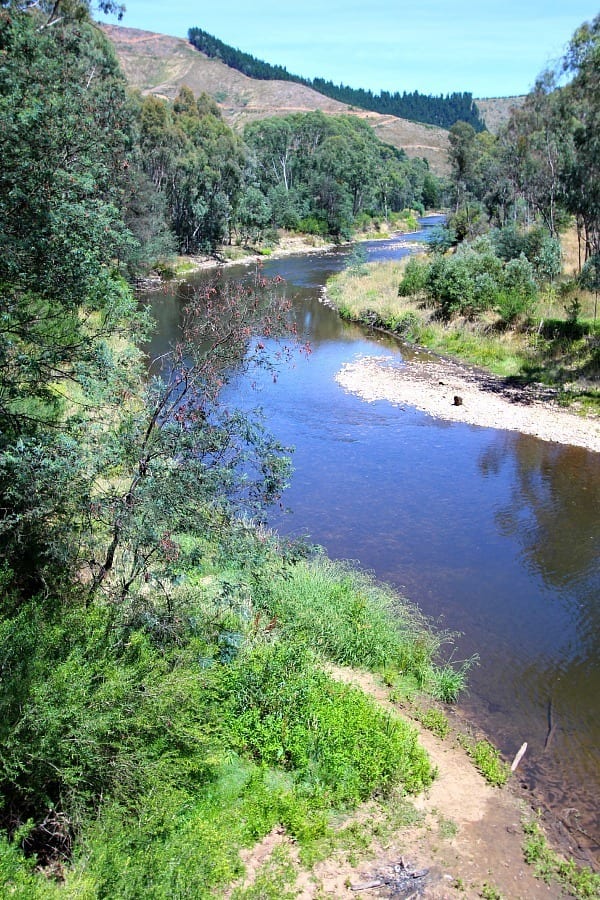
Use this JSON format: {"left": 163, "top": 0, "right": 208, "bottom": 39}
{"left": 327, "top": 258, "right": 600, "bottom": 413}
{"left": 1, "top": 535, "right": 467, "bottom": 897}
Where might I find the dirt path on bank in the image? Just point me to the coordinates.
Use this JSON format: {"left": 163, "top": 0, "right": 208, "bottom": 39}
{"left": 335, "top": 354, "right": 600, "bottom": 453}
{"left": 315, "top": 666, "right": 562, "bottom": 900}
{"left": 230, "top": 667, "right": 565, "bottom": 899}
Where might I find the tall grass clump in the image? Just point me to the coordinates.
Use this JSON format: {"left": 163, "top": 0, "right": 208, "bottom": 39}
{"left": 252, "top": 556, "right": 467, "bottom": 697}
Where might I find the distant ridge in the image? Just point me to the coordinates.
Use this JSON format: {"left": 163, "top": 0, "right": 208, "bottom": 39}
{"left": 101, "top": 24, "right": 452, "bottom": 174}
{"left": 188, "top": 25, "right": 486, "bottom": 132}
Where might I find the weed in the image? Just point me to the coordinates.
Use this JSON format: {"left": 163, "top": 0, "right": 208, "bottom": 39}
{"left": 480, "top": 881, "right": 503, "bottom": 899}
{"left": 522, "top": 818, "right": 600, "bottom": 899}
{"left": 437, "top": 814, "right": 458, "bottom": 839}
{"left": 459, "top": 737, "right": 510, "bottom": 786}
{"left": 419, "top": 707, "right": 450, "bottom": 739}
{"left": 231, "top": 844, "right": 299, "bottom": 899}
{"left": 428, "top": 663, "right": 469, "bottom": 702}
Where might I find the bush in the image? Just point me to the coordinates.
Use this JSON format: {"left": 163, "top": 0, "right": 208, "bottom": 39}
{"left": 492, "top": 225, "right": 561, "bottom": 284}
{"left": 225, "top": 642, "right": 433, "bottom": 803}
{"left": 297, "top": 216, "right": 328, "bottom": 236}
{"left": 398, "top": 257, "right": 429, "bottom": 296}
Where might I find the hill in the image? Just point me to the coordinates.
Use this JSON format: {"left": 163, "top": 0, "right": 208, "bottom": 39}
{"left": 187, "top": 25, "right": 486, "bottom": 132}
{"left": 101, "top": 24, "right": 450, "bottom": 174}
{"left": 475, "top": 95, "right": 525, "bottom": 133}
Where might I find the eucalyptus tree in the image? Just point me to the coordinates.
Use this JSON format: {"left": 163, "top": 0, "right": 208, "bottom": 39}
{"left": 0, "top": 0, "right": 141, "bottom": 592}
{"left": 560, "top": 14, "right": 600, "bottom": 262}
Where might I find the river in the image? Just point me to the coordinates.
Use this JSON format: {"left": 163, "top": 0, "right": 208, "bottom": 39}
{"left": 144, "top": 219, "right": 600, "bottom": 865}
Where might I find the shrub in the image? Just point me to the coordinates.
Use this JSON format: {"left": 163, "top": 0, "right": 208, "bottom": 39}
{"left": 297, "top": 216, "right": 328, "bottom": 236}
{"left": 225, "top": 642, "right": 433, "bottom": 803}
{"left": 398, "top": 257, "right": 428, "bottom": 296}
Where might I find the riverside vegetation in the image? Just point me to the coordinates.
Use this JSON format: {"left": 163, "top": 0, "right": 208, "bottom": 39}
{"left": 0, "top": 0, "right": 467, "bottom": 894}
{"left": 327, "top": 230, "right": 599, "bottom": 414}
{"left": 2, "top": 0, "right": 600, "bottom": 895}
{"left": 328, "top": 13, "right": 600, "bottom": 411}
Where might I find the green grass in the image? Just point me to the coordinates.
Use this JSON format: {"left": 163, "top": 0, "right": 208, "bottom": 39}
{"left": 459, "top": 738, "right": 510, "bottom": 787}
{"left": 418, "top": 707, "right": 450, "bottom": 739}
{"left": 522, "top": 818, "right": 600, "bottom": 899}
{"left": 0, "top": 546, "right": 453, "bottom": 897}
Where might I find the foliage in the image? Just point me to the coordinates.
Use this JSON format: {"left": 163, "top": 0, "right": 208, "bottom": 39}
{"left": 460, "top": 738, "right": 510, "bottom": 786}
{"left": 138, "top": 88, "right": 245, "bottom": 253}
{"left": 86, "top": 271, "right": 294, "bottom": 603}
{"left": 346, "top": 244, "right": 369, "bottom": 276}
{"left": 442, "top": 14, "right": 600, "bottom": 271}
{"left": 226, "top": 641, "right": 433, "bottom": 803}
{"left": 400, "top": 236, "right": 543, "bottom": 322}
{"left": 522, "top": 818, "right": 600, "bottom": 899}
{"left": 187, "top": 27, "right": 486, "bottom": 131}
{"left": 328, "top": 254, "right": 600, "bottom": 397}
{"left": 0, "top": 547, "right": 445, "bottom": 893}
{"left": 243, "top": 112, "right": 435, "bottom": 239}
{"left": 427, "top": 223, "right": 457, "bottom": 254}
{"left": 398, "top": 257, "right": 429, "bottom": 296}
{"left": 417, "top": 707, "right": 450, "bottom": 739}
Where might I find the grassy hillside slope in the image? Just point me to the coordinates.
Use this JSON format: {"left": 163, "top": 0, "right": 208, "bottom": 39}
{"left": 101, "top": 24, "right": 450, "bottom": 174}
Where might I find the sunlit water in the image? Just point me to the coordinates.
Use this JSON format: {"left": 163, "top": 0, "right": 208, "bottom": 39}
{"left": 145, "top": 220, "right": 600, "bottom": 863}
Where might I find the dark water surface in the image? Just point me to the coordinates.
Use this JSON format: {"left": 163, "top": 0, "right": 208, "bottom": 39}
{"left": 145, "top": 222, "right": 600, "bottom": 862}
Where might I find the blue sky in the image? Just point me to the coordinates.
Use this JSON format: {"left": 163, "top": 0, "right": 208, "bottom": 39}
{"left": 100, "top": 1, "right": 599, "bottom": 97}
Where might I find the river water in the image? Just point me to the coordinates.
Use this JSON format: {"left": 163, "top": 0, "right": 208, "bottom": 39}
{"left": 145, "top": 220, "right": 600, "bottom": 864}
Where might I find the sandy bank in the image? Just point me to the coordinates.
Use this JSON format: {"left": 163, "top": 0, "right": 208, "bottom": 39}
{"left": 336, "top": 354, "right": 600, "bottom": 453}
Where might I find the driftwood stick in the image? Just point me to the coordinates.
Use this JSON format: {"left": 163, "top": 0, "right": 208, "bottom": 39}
{"left": 511, "top": 741, "right": 528, "bottom": 772}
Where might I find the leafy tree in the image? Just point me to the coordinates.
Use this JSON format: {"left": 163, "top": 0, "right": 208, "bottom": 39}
{"left": 236, "top": 186, "right": 272, "bottom": 242}
{"left": 448, "top": 121, "right": 477, "bottom": 209}
{"left": 0, "top": 0, "right": 142, "bottom": 592}
{"left": 138, "top": 90, "right": 245, "bottom": 252}
{"left": 87, "top": 272, "right": 294, "bottom": 603}
{"left": 560, "top": 14, "right": 600, "bottom": 261}
{"left": 579, "top": 254, "right": 600, "bottom": 323}
{"left": 243, "top": 112, "right": 436, "bottom": 238}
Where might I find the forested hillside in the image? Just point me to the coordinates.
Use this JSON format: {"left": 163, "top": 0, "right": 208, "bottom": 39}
{"left": 102, "top": 23, "right": 452, "bottom": 175}
{"left": 188, "top": 25, "right": 486, "bottom": 131}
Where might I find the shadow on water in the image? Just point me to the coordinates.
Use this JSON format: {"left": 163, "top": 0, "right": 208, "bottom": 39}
{"left": 143, "top": 226, "right": 600, "bottom": 865}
